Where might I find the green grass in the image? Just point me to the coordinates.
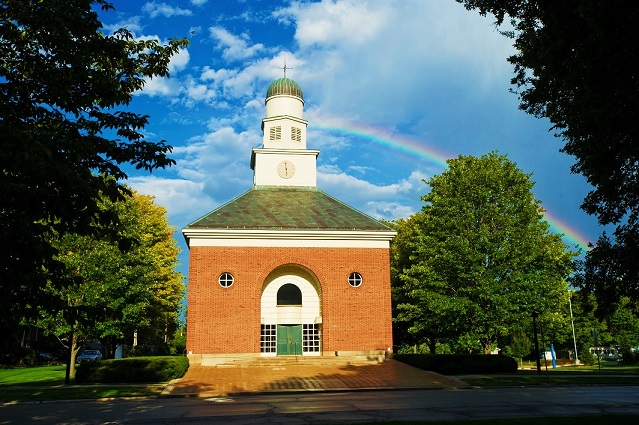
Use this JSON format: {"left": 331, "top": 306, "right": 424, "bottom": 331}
{"left": 462, "top": 373, "right": 639, "bottom": 387}
{"left": 358, "top": 416, "right": 639, "bottom": 425}
{"left": 0, "top": 365, "right": 164, "bottom": 403}
{"left": 0, "top": 365, "right": 68, "bottom": 386}
{"left": 460, "top": 363, "right": 639, "bottom": 387}
{"left": 558, "top": 363, "right": 639, "bottom": 373}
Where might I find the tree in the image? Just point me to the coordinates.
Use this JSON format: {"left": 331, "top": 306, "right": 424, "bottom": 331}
{"left": 32, "top": 190, "right": 184, "bottom": 380}
{"left": 502, "top": 329, "right": 531, "bottom": 368}
{"left": 0, "top": 0, "right": 187, "bottom": 338}
{"left": 454, "top": 0, "right": 639, "bottom": 310}
{"left": 605, "top": 297, "right": 639, "bottom": 356}
{"left": 389, "top": 215, "right": 463, "bottom": 353}
{"left": 394, "top": 152, "right": 575, "bottom": 354}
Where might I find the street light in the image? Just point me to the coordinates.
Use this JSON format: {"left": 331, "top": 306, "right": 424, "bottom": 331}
{"left": 532, "top": 311, "right": 541, "bottom": 374}
{"left": 568, "top": 291, "right": 579, "bottom": 364}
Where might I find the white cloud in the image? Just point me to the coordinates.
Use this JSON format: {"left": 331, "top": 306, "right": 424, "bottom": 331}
{"left": 209, "top": 26, "right": 265, "bottom": 61}
{"left": 348, "top": 165, "right": 375, "bottom": 175}
{"left": 318, "top": 167, "right": 416, "bottom": 203}
{"left": 102, "top": 16, "right": 143, "bottom": 35}
{"left": 200, "top": 66, "right": 237, "bottom": 82}
{"left": 168, "top": 48, "right": 190, "bottom": 74}
{"left": 364, "top": 201, "right": 417, "bottom": 220}
{"left": 274, "top": 0, "right": 389, "bottom": 47}
{"left": 271, "top": 0, "right": 514, "bottom": 128}
{"left": 190, "top": 0, "right": 208, "bottom": 5}
{"left": 127, "top": 177, "right": 213, "bottom": 224}
{"left": 174, "top": 126, "right": 259, "bottom": 185}
{"left": 185, "top": 78, "right": 216, "bottom": 103}
{"left": 316, "top": 167, "right": 429, "bottom": 220}
{"left": 139, "top": 76, "right": 181, "bottom": 97}
{"left": 143, "top": 2, "right": 192, "bottom": 19}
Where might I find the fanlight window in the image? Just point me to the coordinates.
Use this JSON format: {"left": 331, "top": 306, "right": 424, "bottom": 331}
{"left": 277, "top": 283, "right": 302, "bottom": 305}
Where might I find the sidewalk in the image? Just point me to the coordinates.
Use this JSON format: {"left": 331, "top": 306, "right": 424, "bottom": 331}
{"left": 164, "top": 359, "right": 469, "bottom": 397}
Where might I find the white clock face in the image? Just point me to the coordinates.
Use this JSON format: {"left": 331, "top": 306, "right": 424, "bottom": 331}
{"left": 277, "top": 160, "right": 295, "bottom": 179}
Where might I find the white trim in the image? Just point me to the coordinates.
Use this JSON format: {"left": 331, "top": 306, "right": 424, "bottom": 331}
{"left": 183, "top": 228, "right": 396, "bottom": 248}
{"left": 184, "top": 228, "right": 395, "bottom": 240}
{"left": 252, "top": 147, "right": 320, "bottom": 157}
{"left": 262, "top": 115, "right": 308, "bottom": 127}
{"left": 188, "top": 238, "right": 390, "bottom": 248}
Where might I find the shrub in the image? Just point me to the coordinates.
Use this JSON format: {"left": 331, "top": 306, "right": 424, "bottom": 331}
{"left": 394, "top": 354, "right": 518, "bottom": 375}
{"left": 75, "top": 355, "right": 189, "bottom": 383}
{"left": 578, "top": 345, "right": 595, "bottom": 366}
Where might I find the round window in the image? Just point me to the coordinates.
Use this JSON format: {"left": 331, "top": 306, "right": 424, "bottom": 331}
{"left": 348, "top": 272, "right": 363, "bottom": 287}
{"left": 218, "top": 272, "right": 234, "bottom": 288}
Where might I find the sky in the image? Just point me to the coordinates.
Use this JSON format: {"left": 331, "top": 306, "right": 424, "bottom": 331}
{"left": 99, "top": 0, "right": 603, "bottom": 275}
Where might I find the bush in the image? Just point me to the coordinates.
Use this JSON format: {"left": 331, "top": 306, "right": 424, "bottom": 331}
{"left": 578, "top": 345, "right": 595, "bottom": 366}
{"left": 75, "top": 355, "right": 189, "bottom": 383}
{"left": 394, "top": 354, "right": 518, "bottom": 375}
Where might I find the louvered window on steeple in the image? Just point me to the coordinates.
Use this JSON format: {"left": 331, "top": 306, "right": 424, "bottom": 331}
{"left": 291, "top": 126, "right": 301, "bottom": 142}
{"left": 269, "top": 126, "right": 282, "bottom": 141}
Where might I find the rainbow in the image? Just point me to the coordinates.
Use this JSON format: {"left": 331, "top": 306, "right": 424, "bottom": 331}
{"left": 311, "top": 115, "right": 592, "bottom": 252}
{"left": 311, "top": 115, "right": 450, "bottom": 170}
{"left": 542, "top": 210, "right": 592, "bottom": 252}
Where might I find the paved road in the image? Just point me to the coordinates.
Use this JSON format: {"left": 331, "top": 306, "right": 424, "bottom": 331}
{"left": 2, "top": 386, "right": 638, "bottom": 424}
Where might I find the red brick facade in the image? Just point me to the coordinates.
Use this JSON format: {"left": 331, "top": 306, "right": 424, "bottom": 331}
{"left": 186, "top": 246, "right": 393, "bottom": 355}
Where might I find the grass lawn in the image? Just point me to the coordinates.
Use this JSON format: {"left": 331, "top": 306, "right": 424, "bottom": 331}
{"left": 0, "top": 365, "right": 67, "bottom": 386}
{"left": 0, "top": 365, "right": 164, "bottom": 403}
{"left": 461, "top": 363, "right": 639, "bottom": 387}
{"left": 359, "top": 415, "right": 639, "bottom": 425}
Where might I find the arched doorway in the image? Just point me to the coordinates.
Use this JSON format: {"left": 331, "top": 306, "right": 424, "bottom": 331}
{"left": 260, "top": 267, "right": 321, "bottom": 356}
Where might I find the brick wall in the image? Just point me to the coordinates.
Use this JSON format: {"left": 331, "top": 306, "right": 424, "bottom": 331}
{"left": 186, "top": 246, "right": 393, "bottom": 355}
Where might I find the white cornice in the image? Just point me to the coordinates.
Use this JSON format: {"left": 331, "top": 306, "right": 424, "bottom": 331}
{"left": 183, "top": 228, "right": 396, "bottom": 241}
{"left": 262, "top": 115, "right": 308, "bottom": 125}
{"left": 252, "top": 148, "right": 320, "bottom": 156}
{"left": 182, "top": 228, "right": 396, "bottom": 248}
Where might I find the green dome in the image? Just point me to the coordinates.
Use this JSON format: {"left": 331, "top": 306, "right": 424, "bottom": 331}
{"left": 266, "top": 78, "right": 303, "bottom": 100}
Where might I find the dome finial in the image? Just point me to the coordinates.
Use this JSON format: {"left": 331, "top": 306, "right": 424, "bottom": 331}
{"left": 278, "top": 59, "right": 292, "bottom": 79}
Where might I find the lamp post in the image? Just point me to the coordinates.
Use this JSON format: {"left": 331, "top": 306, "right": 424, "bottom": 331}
{"left": 532, "top": 311, "right": 541, "bottom": 374}
{"left": 568, "top": 292, "right": 579, "bottom": 364}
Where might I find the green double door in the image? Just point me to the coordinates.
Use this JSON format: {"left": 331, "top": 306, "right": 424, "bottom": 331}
{"left": 277, "top": 325, "right": 302, "bottom": 356}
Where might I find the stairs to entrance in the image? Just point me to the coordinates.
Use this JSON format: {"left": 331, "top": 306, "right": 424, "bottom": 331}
{"left": 205, "top": 353, "right": 385, "bottom": 367}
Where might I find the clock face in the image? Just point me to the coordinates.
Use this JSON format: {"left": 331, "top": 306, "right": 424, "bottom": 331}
{"left": 277, "top": 160, "right": 295, "bottom": 179}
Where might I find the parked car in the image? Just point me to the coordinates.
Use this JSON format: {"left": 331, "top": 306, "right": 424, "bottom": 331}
{"left": 36, "top": 350, "right": 53, "bottom": 362}
{"left": 76, "top": 350, "right": 103, "bottom": 363}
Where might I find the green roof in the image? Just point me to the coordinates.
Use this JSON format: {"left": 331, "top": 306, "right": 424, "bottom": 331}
{"left": 266, "top": 78, "right": 303, "bottom": 101}
{"left": 186, "top": 186, "right": 390, "bottom": 231}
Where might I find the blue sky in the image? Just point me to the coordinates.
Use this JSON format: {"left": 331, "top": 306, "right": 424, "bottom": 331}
{"left": 100, "top": 0, "right": 602, "bottom": 270}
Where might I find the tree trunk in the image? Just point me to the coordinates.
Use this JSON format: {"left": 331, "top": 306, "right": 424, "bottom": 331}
{"left": 65, "top": 327, "right": 80, "bottom": 384}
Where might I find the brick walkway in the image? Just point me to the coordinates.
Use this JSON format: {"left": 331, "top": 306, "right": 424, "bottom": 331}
{"left": 164, "top": 359, "right": 468, "bottom": 397}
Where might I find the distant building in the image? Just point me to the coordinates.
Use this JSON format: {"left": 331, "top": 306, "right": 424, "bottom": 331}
{"left": 182, "top": 78, "right": 396, "bottom": 365}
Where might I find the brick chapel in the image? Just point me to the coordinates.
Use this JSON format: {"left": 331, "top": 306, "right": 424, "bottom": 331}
{"left": 182, "top": 77, "right": 396, "bottom": 365}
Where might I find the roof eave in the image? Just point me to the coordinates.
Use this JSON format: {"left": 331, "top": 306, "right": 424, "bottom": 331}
{"left": 182, "top": 228, "right": 397, "bottom": 242}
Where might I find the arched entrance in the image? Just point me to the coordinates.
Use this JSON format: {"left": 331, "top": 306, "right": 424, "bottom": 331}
{"left": 260, "top": 266, "right": 321, "bottom": 356}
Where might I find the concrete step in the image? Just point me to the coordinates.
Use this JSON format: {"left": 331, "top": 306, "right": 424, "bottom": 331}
{"left": 215, "top": 355, "right": 382, "bottom": 367}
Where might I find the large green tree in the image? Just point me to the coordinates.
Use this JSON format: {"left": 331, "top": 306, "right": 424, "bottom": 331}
{"left": 390, "top": 214, "right": 465, "bottom": 354}
{"left": 32, "top": 190, "right": 184, "bottom": 379}
{"left": 454, "top": 0, "right": 639, "bottom": 310}
{"left": 0, "top": 0, "right": 186, "bottom": 339}
{"left": 394, "top": 152, "right": 575, "bottom": 354}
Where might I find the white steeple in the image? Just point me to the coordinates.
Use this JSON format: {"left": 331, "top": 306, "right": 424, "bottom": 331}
{"left": 251, "top": 78, "right": 319, "bottom": 187}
